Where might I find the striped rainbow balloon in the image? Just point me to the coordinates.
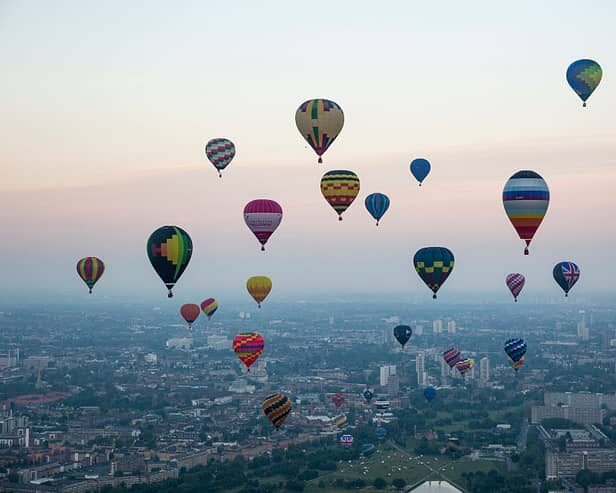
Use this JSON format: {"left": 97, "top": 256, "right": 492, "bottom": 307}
{"left": 502, "top": 170, "right": 549, "bottom": 255}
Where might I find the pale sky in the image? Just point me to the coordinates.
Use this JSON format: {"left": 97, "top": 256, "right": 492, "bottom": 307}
{"left": 1, "top": 1, "right": 615, "bottom": 303}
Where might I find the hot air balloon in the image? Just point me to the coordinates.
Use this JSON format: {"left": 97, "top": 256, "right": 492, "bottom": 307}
{"left": 340, "top": 434, "right": 354, "bottom": 447}
{"left": 363, "top": 387, "right": 374, "bottom": 403}
{"left": 76, "top": 257, "right": 105, "bottom": 293}
{"left": 393, "top": 325, "right": 412, "bottom": 347}
{"left": 200, "top": 298, "right": 218, "bottom": 320}
{"left": 443, "top": 348, "right": 463, "bottom": 368}
{"left": 331, "top": 393, "right": 345, "bottom": 409}
{"left": 410, "top": 158, "right": 431, "bottom": 186}
{"left": 506, "top": 273, "right": 526, "bottom": 302}
{"left": 334, "top": 414, "right": 348, "bottom": 429}
{"left": 246, "top": 276, "right": 272, "bottom": 308}
{"left": 423, "top": 386, "right": 437, "bottom": 403}
{"left": 361, "top": 443, "right": 376, "bottom": 456}
{"left": 375, "top": 427, "right": 387, "bottom": 441}
{"left": 504, "top": 338, "right": 527, "bottom": 372}
{"left": 146, "top": 226, "right": 193, "bottom": 298}
{"left": 414, "top": 247, "right": 455, "bottom": 299}
{"left": 243, "top": 199, "right": 283, "bottom": 251}
{"left": 180, "top": 304, "right": 200, "bottom": 329}
{"left": 205, "top": 138, "right": 235, "bottom": 177}
{"left": 553, "top": 261, "right": 580, "bottom": 297}
{"left": 262, "top": 393, "right": 292, "bottom": 430}
{"left": 320, "top": 170, "right": 360, "bottom": 221}
{"left": 455, "top": 358, "right": 474, "bottom": 376}
{"left": 233, "top": 332, "right": 265, "bottom": 370}
{"left": 364, "top": 193, "right": 390, "bottom": 226}
{"left": 566, "top": 59, "right": 602, "bottom": 107}
{"left": 295, "top": 99, "right": 344, "bottom": 163}
{"left": 503, "top": 170, "right": 549, "bottom": 255}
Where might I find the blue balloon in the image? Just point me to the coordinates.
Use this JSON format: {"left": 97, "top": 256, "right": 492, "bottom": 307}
{"left": 566, "top": 59, "right": 602, "bottom": 107}
{"left": 364, "top": 193, "right": 390, "bottom": 226}
{"left": 423, "top": 386, "right": 437, "bottom": 402}
{"left": 410, "top": 158, "right": 431, "bottom": 186}
{"left": 375, "top": 427, "right": 387, "bottom": 440}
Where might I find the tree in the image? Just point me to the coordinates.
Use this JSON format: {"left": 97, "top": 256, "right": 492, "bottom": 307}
{"left": 393, "top": 478, "right": 406, "bottom": 489}
{"left": 373, "top": 477, "right": 387, "bottom": 489}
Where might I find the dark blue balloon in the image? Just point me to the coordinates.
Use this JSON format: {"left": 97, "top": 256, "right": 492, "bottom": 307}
{"left": 375, "top": 427, "right": 387, "bottom": 440}
{"left": 410, "top": 158, "right": 431, "bottom": 186}
{"left": 423, "top": 386, "right": 437, "bottom": 402}
{"left": 364, "top": 193, "right": 390, "bottom": 226}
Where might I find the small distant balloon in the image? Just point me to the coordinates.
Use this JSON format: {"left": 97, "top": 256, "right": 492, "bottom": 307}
{"left": 340, "top": 434, "right": 354, "bottom": 447}
{"left": 410, "top": 158, "right": 431, "bottom": 186}
{"left": 246, "top": 276, "right": 272, "bottom": 308}
{"left": 504, "top": 338, "right": 527, "bottom": 372}
{"left": 505, "top": 273, "right": 525, "bottom": 302}
{"left": 180, "top": 304, "right": 200, "bottom": 329}
{"left": 375, "top": 427, "right": 387, "bottom": 441}
{"left": 76, "top": 257, "right": 105, "bottom": 294}
{"left": 331, "top": 393, "right": 345, "bottom": 409}
{"left": 233, "top": 332, "right": 265, "bottom": 370}
{"left": 334, "top": 414, "right": 348, "bottom": 429}
{"left": 414, "top": 247, "right": 455, "bottom": 299}
{"left": 364, "top": 193, "right": 390, "bottom": 226}
{"left": 262, "top": 393, "right": 292, "bottom": 430}
{"left": 455, "top": 358, "right": 474, "bottom": 376}
{"left": 553, "top": 261, "right": 580, "bottom": 297}
{"left": 243, "top": 199, "right": 283, "bottom": 251}
{"left": 363, "top": 387, "right": 374, "bottom": 403}
{"left": 393, "top": 325, "right": 412, "bottom": 347}
{"left": 295, "top": 99, "right": 344, "bottom": 163}
{"left": 566, "top": 59, "right": 602, "bottom": 107}
{"left": 321, "top": 170, "right": 360, "bottom": 221}
{"left": 200, "top": 298, "right": 218, "bottom": 320}
{"left": 423, "top": 386, "right": 437, "bottom": 403}
{"left": 205, "top": 138, "right": 235, "bottom": 177}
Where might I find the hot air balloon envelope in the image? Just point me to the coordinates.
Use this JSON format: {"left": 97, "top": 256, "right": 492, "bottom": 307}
{"left": 423, "top": 386, "right": 437, "bottom": 402}
{"left": 503, "top": 170, "right": 549, "bottom": 255}
{"left": 262, "top": 393, "right": 292, "bottom": 429}
{"left": 295, "top": 99, "right": 344, "bottom": 163}
{"left": 200, "top": 298, "right": 218, "bottom": 319}
{"left": 506, "top": 273, "right": 525, "bottom": 302}
{"left": 566, "top": 59, "right": 602, "bottom": 106}
{"left": 233, "top": 333, "right": 265, "bottom": 369}
{"left": 76, "top": 257, "right": 105, "bottom": 293}
{"left": 244, "top": 199, "right": 283, "bottom": 251}
{"left": 205, "top": 138, "right": 235, "bottom": 177}
{"left": 180, "top": 304, "right": 200, "bottom": 328}
{"left": 410, "top": 158, "right": 431, "bottom": 186}
{"left": 393, "top": 325, "right": 412, "bottom": 347}
{"left": 320, "top": 170, "right": 360, "bottom": 220}
{"left": 147, "top": 226, "right": 193, "bottom": 298}
{"left": 364, "top": 193, "right": 390, "bottom": 226}
{"left": 553, "top": 261, "right": 580, "bottom": 296}
{"left": 414, "top": 247, "right": 455, "bottom": 299}
{"left": 246, "top": 276, "right": 272, "bottom": 308}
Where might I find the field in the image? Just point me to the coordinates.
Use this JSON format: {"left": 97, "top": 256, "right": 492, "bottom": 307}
{"left": 303, "top": 441, "right": 506, "bottom": 492}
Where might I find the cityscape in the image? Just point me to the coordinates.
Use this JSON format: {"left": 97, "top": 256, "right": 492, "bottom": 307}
{"left": 1, "top": 298, "right": 616, "bottom": 492}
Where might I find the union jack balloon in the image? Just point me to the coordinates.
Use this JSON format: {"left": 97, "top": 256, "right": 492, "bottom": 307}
{"left": 505, "top": 273, "right": 525, "bottom": 302}
{"left": 553, "top": 261, "right": 580, "bottom": 297}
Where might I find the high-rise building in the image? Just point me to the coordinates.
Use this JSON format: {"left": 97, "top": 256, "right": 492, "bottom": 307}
{"left": 433, "top": 320, "right": 443, "bottom": 334}
{"left": 415, "top": 324, "right": 424, "bottom": 336}
{"left": 479, "top": 357, "right": 490, "bottom": 384}
{"left": 416, "top": 353, "right": 426, "bottom": 386}
{"left": 380, "top": 365, "right": 396, "bottom": 386}
{"left": 447, "top": 320, "right": 457, "bottom": 334}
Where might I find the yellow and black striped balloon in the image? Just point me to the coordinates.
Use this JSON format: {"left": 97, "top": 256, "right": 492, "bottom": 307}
{"left": 320, "top": 170, "right": 360, "bottom": 221}
{"left": 76, "top": 257, "right": 105, "bottom": 293}
{"left": 262, "top": 393, "right": 292, "bottom": 429}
